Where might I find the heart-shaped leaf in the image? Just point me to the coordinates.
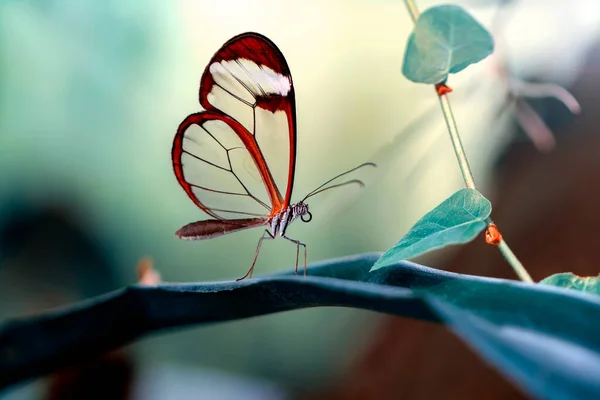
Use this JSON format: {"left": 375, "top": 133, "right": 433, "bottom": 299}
{"left": 402, "top": 5, "right": 494, "bottom": 84}
{"left": 371, "top": 188, "right": 491, "bottom": 271}
{"left": 540, "top": 273, "right": 600, "bottom": 296}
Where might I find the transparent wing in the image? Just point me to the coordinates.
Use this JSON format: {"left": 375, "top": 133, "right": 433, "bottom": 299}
{"left": 173, "top": 112, "right": 273, "bottom": 219}
{"left": 172, "top": 33, "right": 297, "bottom": 220}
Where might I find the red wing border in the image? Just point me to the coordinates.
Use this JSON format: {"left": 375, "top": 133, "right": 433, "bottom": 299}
{"left": 172, "top": 32, "right": 298, "bottom": 221}
{"left": 172, "top": 111, "right": 283, "bottom": 219}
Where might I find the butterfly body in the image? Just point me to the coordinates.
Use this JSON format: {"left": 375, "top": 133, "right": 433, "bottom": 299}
{"left": 269, "top": 202, "right": 311, "bottom": 237}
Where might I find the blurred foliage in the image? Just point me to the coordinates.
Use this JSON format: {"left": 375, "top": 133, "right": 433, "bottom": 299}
{"left": 541, "top": 273, "right": 600, "bottom": 296}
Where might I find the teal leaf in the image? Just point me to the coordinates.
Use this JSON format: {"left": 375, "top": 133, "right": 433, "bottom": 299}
{"left": 422, "top": 280, "right": 600, "bottom": 400}
{"left": 3, "top": 253, "right": 600, "bottom": 399}
{"left": 402, "top": 5, "right": 494, "bottom": 84}
{"left": 540, "top": 273, "right": 600, "bottom": 296}
{"left": 371, "top": 188, "right": 491, "bottom": 271}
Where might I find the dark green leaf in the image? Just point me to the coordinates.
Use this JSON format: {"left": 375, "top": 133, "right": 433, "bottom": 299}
{"left": 2, "top": 253, "right": 600, "bottom": 400}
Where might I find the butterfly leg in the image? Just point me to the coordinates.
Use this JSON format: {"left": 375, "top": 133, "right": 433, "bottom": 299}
{"left": 282, "top": 235, "right": 307, "bottom": 276}
{"left": 237, "top": 229, "right": 275, "bottom": 281}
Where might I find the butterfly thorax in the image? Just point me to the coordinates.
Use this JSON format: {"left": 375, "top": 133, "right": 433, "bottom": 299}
{"left": 269, "top": 202, "right": 310, "bottom": 237}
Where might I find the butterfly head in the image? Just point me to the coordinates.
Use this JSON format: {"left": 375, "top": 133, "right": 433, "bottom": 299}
{"left": 292, "top": 202, "right": 312, "bottom": 223}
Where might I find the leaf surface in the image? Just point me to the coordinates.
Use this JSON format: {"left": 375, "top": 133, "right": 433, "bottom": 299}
{"left": 402, "top": 5, "right": 494, "bottom": 84}
{"left": 2, "top": 253, "right": 600, "bottom": 400}
{"left": 371, "top": 188, "right": 491, "bottom": 271}
{"left": 540, "top": 272, "right": 600, "bottom": 296}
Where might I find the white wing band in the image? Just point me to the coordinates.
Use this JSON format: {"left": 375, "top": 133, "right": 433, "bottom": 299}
{"left": 210, "top": 59, "right": 291, "bottom": 98}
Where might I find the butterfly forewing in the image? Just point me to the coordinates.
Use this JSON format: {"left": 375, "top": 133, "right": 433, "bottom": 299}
{"left": 254, "top": 107, "right": 292, "bottom": 205}
{"left": 173, "top": 33, "right": 297, "bottom": 223}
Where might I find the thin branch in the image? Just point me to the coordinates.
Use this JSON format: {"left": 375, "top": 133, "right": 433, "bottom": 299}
{"left": 438, "top": 91, "right": 477, "bottom": 189}
{"left": 510, "top": 80, "right": 581, "bottom": 114}
{"left": 404, "top": 0, "right": 420, "bottom": 22}
{"left": 498, "top": 240, "right": 533, "bottom": 283}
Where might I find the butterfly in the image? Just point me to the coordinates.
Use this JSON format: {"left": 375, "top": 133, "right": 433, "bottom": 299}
{"left": 172, "top": 32, "right": 374, "bottom": 280}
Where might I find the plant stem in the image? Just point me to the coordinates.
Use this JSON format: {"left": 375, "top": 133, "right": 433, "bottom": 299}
{"left": 403, "top": 0, "right": 420, "bottom": 22}
{"left": 438, "top": 93, "right": 477, "bottom": 189}
{"left": 498, "top": 240, "right": 534, "bottom": 283}
{"left": 403, "top": 0, "right": 533, "bottom": 283}
{"left": 484, "top": 219, "right": 533, "bottom": 283}
{"left": 404, "top": 0, "right": 476, "bottom": 189}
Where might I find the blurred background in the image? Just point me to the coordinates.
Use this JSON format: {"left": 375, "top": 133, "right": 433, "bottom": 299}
{"left": 1, "top": 0, "right": 599, "bottom": 398}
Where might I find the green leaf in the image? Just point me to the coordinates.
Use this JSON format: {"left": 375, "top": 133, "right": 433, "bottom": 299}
{"left": 371, "top": 188, "right": 491, "bottom": 271}
{"left": 4, "top": 254, "right": 600, "bottom": 399}
{"left": 421, "top": 280, "right": 600, "bottom": 400}
{"left": 540, "top": 273, "right": 600, "bottom": 296}
{"left": 402, "top": 5, "right": 494, "bottom": 84}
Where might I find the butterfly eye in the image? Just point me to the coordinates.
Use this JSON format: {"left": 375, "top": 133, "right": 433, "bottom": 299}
{"left": 301, "top": 211, "right": 312, "bottom": 223}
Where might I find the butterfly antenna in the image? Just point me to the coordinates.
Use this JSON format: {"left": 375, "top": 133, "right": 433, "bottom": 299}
{"left": 303, "top": 179, "right": 366, "bottom": 200}
{"left": 301, "top": 162, "right": 376, "bottom": 202}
